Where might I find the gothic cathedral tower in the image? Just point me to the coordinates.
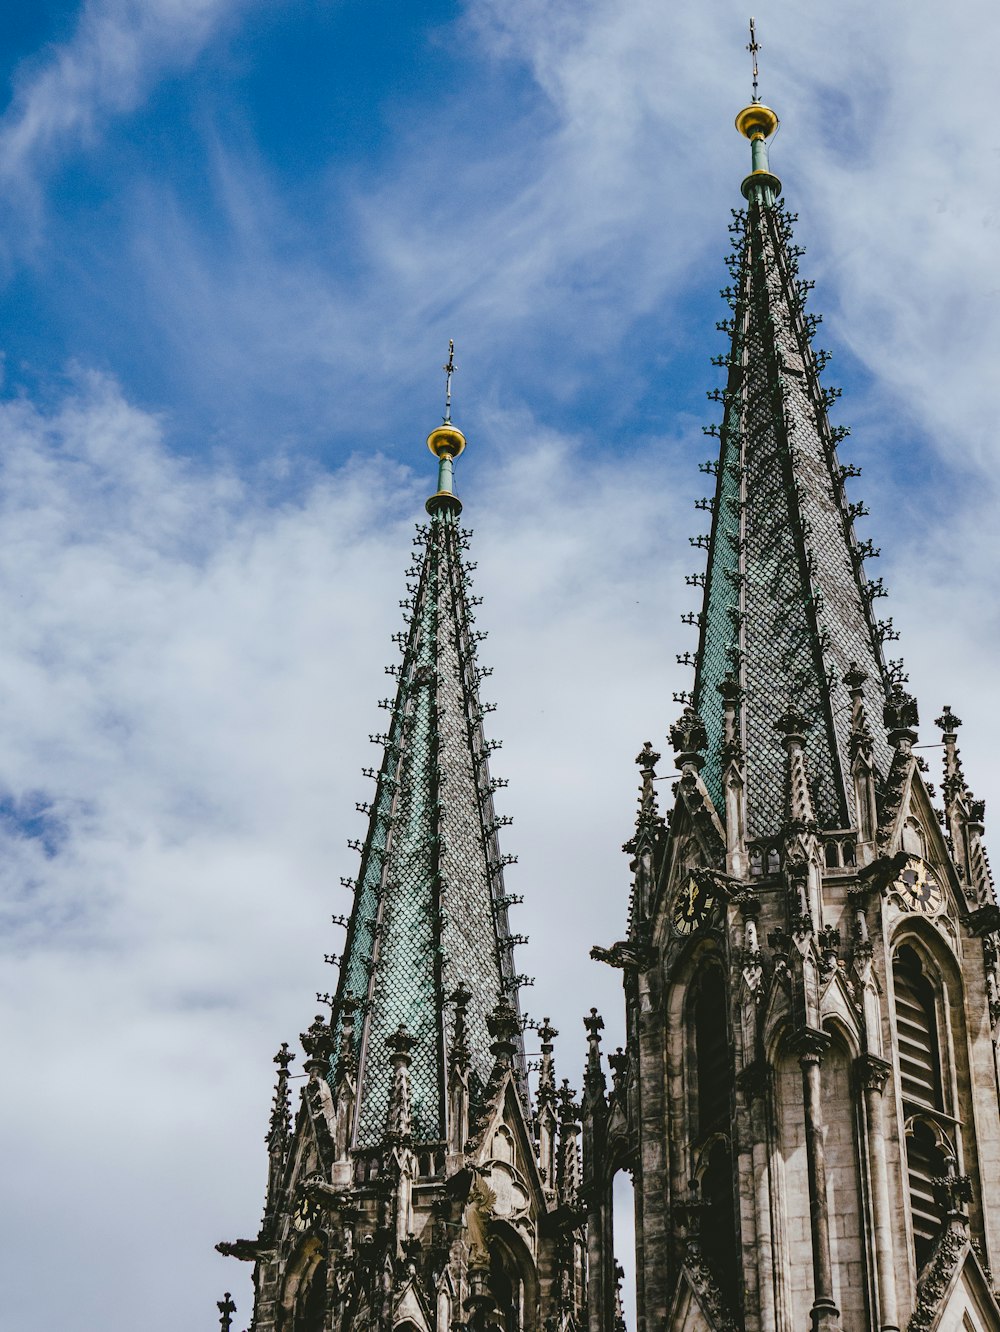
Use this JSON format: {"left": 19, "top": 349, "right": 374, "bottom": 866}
{"left": 217, "top": 399, "right": 587, "bottom": 1332}
{"left": 585, "top": 97, "right": 1000, "bottom": 1332}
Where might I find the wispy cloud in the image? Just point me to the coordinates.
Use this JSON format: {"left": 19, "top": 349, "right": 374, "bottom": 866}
{"left": 1, "top": 2, "right": 999, "bottom": 1328}
{"left": 0, "top": 370, "right": 691, "bottom": 1328}
{"left": 0, "top": 0, "right": 240, "bottom": 190}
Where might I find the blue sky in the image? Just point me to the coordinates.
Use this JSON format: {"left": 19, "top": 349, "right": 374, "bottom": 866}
{"left": 1, "top": 2, "right": 1000, "bottom": 1329}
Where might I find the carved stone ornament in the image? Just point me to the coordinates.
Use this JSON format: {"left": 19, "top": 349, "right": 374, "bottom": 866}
{"left": 669, "top": 705, "right": 708, "bottom": 765}
{"left": 883, "top": 686, "right": 919, "bottom": 737}
{"left": 300, "top": 1013, "right": 336, "bottom": 1065}
{"left": 736, "top": 1059, "right": 771, "bottom": 1104}
{"left": 842, "top": 661, "right": 868, "bottom": 692}
{"left": 636, "top": 740, "right": 661, "bottom": 772}
{"left": 854, "top": 1053, "right": 891, "bottom": 1095}
{"left": 907, "top": 1225, "right": 968, "bottom": 1332}
{"left": 773, "top": 702, "right": 811, "bottom": 740}
{"left": 786, "top": 1025, "right": 831, "bottom": 1065}
{"left": 935, "top": 706, "right": 962, "bottom": 734}
{"left": 485, "top": 996, "right": 520, "bottom": 1057}
{"left": 465, "top": 1171, "right": 498, "bottom": 1269}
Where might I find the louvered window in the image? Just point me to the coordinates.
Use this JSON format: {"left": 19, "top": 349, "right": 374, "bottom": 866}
{"left": 906, "top": 1119, "right": 948, "bottom": 1271}
{"left": 894, "top": 946, "right": 948, "bottom": 1272}
{"left": 894, "top": 947, "right": 942, "bottom": 1110}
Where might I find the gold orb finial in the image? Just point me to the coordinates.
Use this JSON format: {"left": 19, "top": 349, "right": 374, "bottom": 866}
{"left": 735, "top": 102, "right": 778, "bottom": 140}
{"left": 427, "top": 423, "right": 466, "bottom": 461}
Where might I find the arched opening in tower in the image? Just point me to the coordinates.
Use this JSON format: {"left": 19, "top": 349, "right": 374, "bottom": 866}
{"left": 291, "top": 1259, "right": 327, "bottom": 1332}
{"left": 484, "top": 1226, "right": 537, "bottom": 1332}
{"left": 690, "top": 960, "right": 739, "bottom": 1311}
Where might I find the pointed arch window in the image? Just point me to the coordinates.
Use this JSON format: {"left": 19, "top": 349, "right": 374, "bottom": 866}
{"left": 692, "top": 963, "right": 729, "bottom": 1141}
{"left": 902, "top": 818, "right": 927, "bottom": 859}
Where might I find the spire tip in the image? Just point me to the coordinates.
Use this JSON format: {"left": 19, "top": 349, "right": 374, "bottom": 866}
{"left": 736, "top": 20, "right": 778, "bottom": 141}
{"left": 427, "top": 340, "right": 466, "bottom": 463}
{"left": 426, "top": 343, "right": 466, "bottom": 512}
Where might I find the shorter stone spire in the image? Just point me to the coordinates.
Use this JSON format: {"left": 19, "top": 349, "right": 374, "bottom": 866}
{"left": 670, "top": 705, "right": 708, "bottom": 772}
{"left": 447, "top": 983, "right": 472, "bottom": 1162}
{"left": 937, "top": 706, "right": 996, "bottom": 904}
{"left": 556, "top": 1080, "right": 582, "bottom": 1207}
{"left": 385, "top": 1024, "right": 417, "bottom": 1141}
{"left": 261, "top": 1043, "right": 295, "bottom": 1240}
{"left": 535, "top": 1017, "right": 560, "bottom": 1194}
{"left": 266, "top": 1043, "right": 294, "bottom": 1151}
{"left": 536, "top": 1017, "right": 559, "bottom": 1106}
{"left": 583, "top": 1008, "right": 607, "bottom": 1100}
{"left": 625, "top": 742, "right": 666, "bottom": 930}
{"left": 774, "top": 704, "right": 817, "bottom": 827}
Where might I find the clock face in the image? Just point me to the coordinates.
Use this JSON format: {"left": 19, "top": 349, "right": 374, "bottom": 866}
{"left": 292, "top": 1196, "right": 317, "bottom": 1233}
{"left": 895, "top": 857, "right": 945, "bottom": 915}
{"left": 672, "top": 874, "right": 717, "bottom": 936}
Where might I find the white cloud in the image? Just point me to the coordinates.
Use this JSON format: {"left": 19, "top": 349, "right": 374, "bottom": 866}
{"left": 2, "top": 366, "right": 995, "bottom": 1332}
{"left": 0, "top": 0, "right": 240, "bottom": 192}
{"left": 0, "top": 371, "right": 696, "bottom": 1328}
{"left": 1, "top": 2, "right": 1000, "bottom": 1328}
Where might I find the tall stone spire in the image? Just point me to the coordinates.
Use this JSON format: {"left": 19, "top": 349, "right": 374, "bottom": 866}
{"left": 589, "top": 58, "right": 1000, "bottom": 1332}
{"left": 333, "top": 375, "right": 527, "bottom": 1147}
{"left": 689, "top": 93, "right": 893, "bottom": 836}
{"left": 219, "top": 360, "right": 585, "bottom": 1332}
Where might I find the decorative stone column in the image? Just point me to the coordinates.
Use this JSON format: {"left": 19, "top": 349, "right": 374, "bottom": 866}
{"left": 738, "top": 1059, "right": 776, "bottom": 1332}
{"left": 855, "top": 1055, "right": 899, "bottom": 1332}
{"left": 789, "top": 1027, "right": 841, "bottom": 1332}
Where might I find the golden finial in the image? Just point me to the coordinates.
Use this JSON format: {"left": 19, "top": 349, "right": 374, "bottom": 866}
{"left": 427, "top": 339, "right": 466, "bottom": 468}
{"left": 735, "top": 18, "right": 778, "bottom": 141}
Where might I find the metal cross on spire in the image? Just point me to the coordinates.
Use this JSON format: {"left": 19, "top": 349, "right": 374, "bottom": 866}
{"left": 443, "top": 339, "right": 456, "bottom": 423}
{"left": 747, "top": 17, "right": 761, "bottom": 103}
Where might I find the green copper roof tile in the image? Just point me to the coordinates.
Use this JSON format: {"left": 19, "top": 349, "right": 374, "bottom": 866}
{"left": 694, "top": 188, "right": 893, "bottom": 837}
{"left": 334, "top": 496, "right": 524, "bottom": 1148}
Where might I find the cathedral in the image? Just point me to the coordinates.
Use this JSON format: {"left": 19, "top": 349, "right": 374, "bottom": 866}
{"left": 215, "top": 84, "right": 1000, "bottom": 1332}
